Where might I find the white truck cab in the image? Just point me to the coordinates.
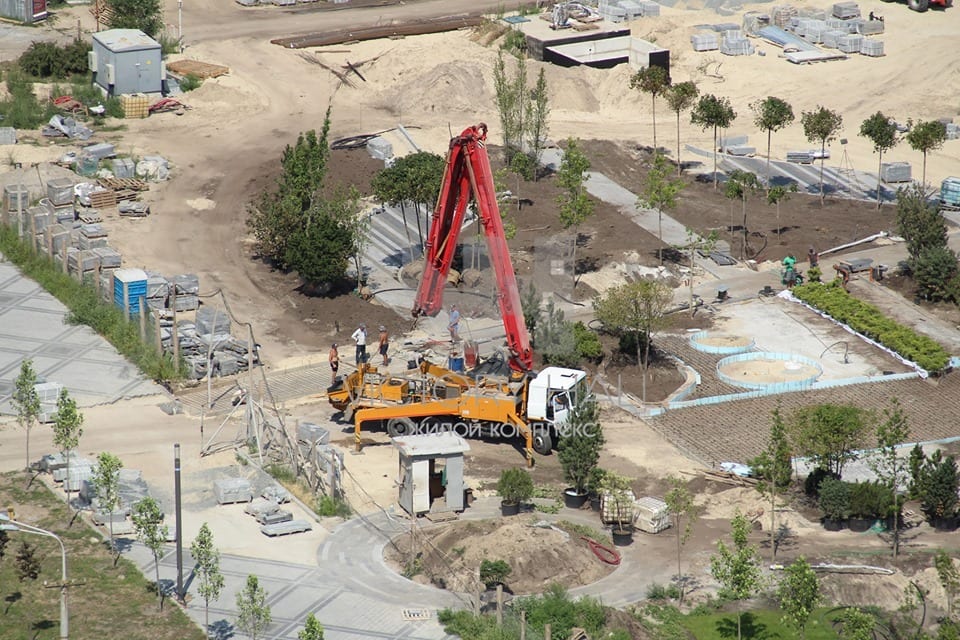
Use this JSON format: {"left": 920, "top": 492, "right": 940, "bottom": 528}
{"left": 527, "top": 366, "right": 588, "bottom": 427}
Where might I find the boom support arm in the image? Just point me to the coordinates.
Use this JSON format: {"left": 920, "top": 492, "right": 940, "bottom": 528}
{"left": 412, "top": 124, "right": 533, "bottom": 372}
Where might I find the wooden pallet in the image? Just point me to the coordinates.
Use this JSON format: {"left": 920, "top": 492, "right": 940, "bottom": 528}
{"left": 89, "top": 191, "right": 117, "bottom": 209}
{"left": 115, "top": 189, "right": 140, "bottom": 202}
{"left": 78, "top": 213, "right": 103, "bottom": 224}
{"left": 166, "top": 59, "right": 230, "bottom": 79}
{"left": 98, "top": 177, "right": 148, "bottom": 191}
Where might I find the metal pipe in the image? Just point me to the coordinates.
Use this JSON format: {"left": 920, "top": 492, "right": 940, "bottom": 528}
{"left": 174, "top": 443, "right": 184, "bottom": 603}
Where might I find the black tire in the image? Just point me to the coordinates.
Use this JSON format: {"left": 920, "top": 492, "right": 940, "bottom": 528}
{"left": 532, "top": 429, "right": 553, "bottom": 455}
{"left": 908, "top": 0, "right": 929, "bottom": 11}
{"left": 387, "top": 417, "right": 416, "bottom": 438}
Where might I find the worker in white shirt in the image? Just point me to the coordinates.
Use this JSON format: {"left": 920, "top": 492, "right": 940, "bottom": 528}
{"left": 351, "top": 323, "right": 367, "bottom": 365}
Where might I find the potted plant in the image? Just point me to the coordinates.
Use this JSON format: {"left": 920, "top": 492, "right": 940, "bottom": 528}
{"left": 848, "top": 481, "right": 882, "bottom": 532}
{"left": 818, "top": 477, "right": 851, "bottom": 531}
{"left": 587, "top": 468, "right": 608, "bottom": 512}
{"left": 601, "top": 471, "right": 635, "bottom": 545}
{"left": 498, "top": 467, "right": 534, "bottom": 516}
{"left": 479, "top": 559, "right": 512, "bottom": 591}
{"left": 557, "top": 395, "right": 604, "bottom": 509}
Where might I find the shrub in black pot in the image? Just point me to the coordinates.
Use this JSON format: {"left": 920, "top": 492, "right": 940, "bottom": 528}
{"left": 847, "top": 482, "right": 875, "bottom": 532}
{"left": 819, "top": 478, "right": 851, "bottom": 531}
{"left": 557, "top": 395, "right": 603, "bottom": 509}
{"left": 587, "top": 468, "right": 608, "bottom": 511}
{"left": 498, "top": 467, "right": 533, "bottom": 516}
{"left": 600, "top": 471, "right": 635, "bottom": 545}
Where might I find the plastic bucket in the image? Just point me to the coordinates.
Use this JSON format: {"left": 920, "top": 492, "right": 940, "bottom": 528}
{"left": 448, "top": 356, "right": 465, "bottom": 372}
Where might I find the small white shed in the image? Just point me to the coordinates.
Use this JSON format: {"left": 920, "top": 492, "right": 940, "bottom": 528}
{"left": 394, "top": 434, "right": 470, "bottom": 516}
{"left": 90, "top": 29, "right": 163, "bottom": 97}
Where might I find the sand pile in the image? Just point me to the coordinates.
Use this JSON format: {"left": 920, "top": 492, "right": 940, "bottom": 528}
{"left": 387, "top": 518, "right": 616, "bottom": 594}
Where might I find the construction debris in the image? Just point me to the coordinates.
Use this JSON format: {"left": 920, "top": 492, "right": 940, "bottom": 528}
{"left": 165, "top": 59, "right": 230, "bottom": 79}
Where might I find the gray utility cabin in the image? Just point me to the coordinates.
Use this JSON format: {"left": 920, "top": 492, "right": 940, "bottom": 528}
{"left": 91, "top": 29, "right": 163, "bottom": 97}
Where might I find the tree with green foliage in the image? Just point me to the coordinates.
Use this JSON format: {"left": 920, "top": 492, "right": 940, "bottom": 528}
{"left": 677, "top": 227, "right": 718, "bottom": 314}
{"left": 906, "top": 120, "right": 948, "bottom": 186}
{"left": 710, "top": 512, "right": 763, "bottom": 640}
{"left": 840, "top": 608, "right": 876, "bottom": 640}
{"left": 520, "top": 280, "right": 542, "bottom": 347}
{"left": 247, "top": 114, "right": 333, "bottom": 269}
{"left": 93, "top": 451, "right": 124, "bottom": 563}
{"left": 788, "top": 403, "right": 871, "bottom": 477}
{"left": 767, "top": 181, "right": 799, "bottom": 242}
{"left": 868, "top": 398, "right": 910, "bottom": 557}
{"left": 664, "top": 475, "right": 700, "bottom": 604}
{"left": 665, "top": 81, "right": 699, "bottom": 176}
{"left": 132, "top": 497, "right": 169, "bottom": 608}
{"left": 593, "top": 279, "right": 672, "bottom": 402}
{"left": 777, "top": 556, "right": 820, "bottom": 639}
{"left": 723, "top": 169, "right": 761, "bottom": 260}
{"left": 236, "top": 574, "right": 272, "bottom": 640}
{"left": 630, "top": 65, "right": 670, "bottom": 150}
{"left": 936, "top": 550, "right": 960, "bottom": 620}
{"left": 641, "top": 152, "right": 684, "bottom": 265}
{"left": 299, "top": 612, "right": 325, "bottom": 640}
{"left": 895, "top": 184, "right": 957, "bottom": 301}
{"left": 859, "top": 111, "right": 900, "bottom": 209}
{"left": 749, "top": 404, "right": 793, "bottom": 562}
{"left": 557, "top": 394, "right": 604, "bottom": 495}
{"left": 557, "top": 138, "right": 594, "bottom": 286}
{"left": 52, "top": 388, "right": 84, "bottom": 514}
{"left": 690, "top": 93, "right": 737, "bottom": 189}
{"left": 527, "top": 68, "right": 550, "bottom": 179}
{"left": 914, "top": 450, "right": 960, "bottom": 525}
{"left": 191, "top": 523, "right": 225, "bottom": 637}
{"left": 493, "top": 50, "right": 521, "bottom": 155}
{"left": 751, "top": 96, "right": 795, "bottom": 189}
{"left": 106, "top": 0, "right": 164, "bottom": 37}
{"left": 284, "top": 188, "right": 363, "bottom": 292}
{"left": 536, "top": 298, "right": 578, "bottom": 368}
{"left": 800, "top": 106, "right": 843, "bottom": 205}
{"left": 12, "top": 358, "right": 40, "bottom": 475}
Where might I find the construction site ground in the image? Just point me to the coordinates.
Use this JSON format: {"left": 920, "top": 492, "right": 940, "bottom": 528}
{"left": 2, "top": 0, "right": 960, "bottom": 636}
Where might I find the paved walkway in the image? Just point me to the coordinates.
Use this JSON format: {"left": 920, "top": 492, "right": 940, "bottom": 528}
{"left": 0, "top": 255, "right": 163, "bottom": 414}
{"left": 121, "top": 496, "right": 658, "bottom": 639}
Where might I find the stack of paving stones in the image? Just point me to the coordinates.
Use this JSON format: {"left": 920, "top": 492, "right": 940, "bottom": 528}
{"left": 168, "top": 307, "right": 258, "bottom": 379}
{"left": 691, "top": 31, "right": 720, "bottom": 51}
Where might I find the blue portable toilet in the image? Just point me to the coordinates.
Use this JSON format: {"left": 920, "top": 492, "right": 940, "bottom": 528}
{"left": 113, "top": 268, "right": 148, "bottom": 315}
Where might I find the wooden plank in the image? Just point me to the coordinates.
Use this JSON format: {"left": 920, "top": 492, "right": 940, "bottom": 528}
{"left": 89, "top": 191, "right": 117, "bottom": 209}
{"left": 166, "top": 59, "right": 231, "bottom": 79}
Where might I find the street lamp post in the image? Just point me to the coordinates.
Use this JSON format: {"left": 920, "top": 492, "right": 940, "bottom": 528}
{"left": 0, "top": 512, "right": 69, "bottom": 640}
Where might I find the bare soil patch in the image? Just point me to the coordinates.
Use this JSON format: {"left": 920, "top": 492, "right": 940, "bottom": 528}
{"left": 385, "top": 517, "right": 617, "bottom": 595}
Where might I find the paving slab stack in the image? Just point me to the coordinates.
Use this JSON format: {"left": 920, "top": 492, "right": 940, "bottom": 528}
{"left": 110, "top": 158, "right": 136, "bottom": 179}
{"left": 837, "top": 33, "right": 863, "bottom": 53}
{"left": 881, "top": 161, "right": 911, "bottom": 183}
{"left": 215, "top": 478, "right": 254, "bottom": 505}
{"left": 822, "top": 29, "right": 846, "bottom": 48}
{"left": 720, "top": 29, "right": 755, "bottom": 55}
{"left": 860, "top": 38, "right": 884, "bottom": 56}
{"left": 618, "top": 0, "right": 644, "bottom": 19}
{"left": 172, "top": 274, "right": 200, "bottom": 311}
{"left": 941, "top": 177, "right": 960, "bottom": 207}
{"left": 0, "top": 126, "right": 16, "bottom": 144}
{"left": 691, "top": 31, "right": 720, "bottom": 51}
{"left": 35, "top": 382, "right": 63, "bottom": 422}
{"left": 946, "top": 123, "right": 960, "bottom": 140}
{"left": 771, "top": 4, "right": 798, "bottom": 27}
{"left": 46, "top": 178, "right": 76, "bottom": 221}
{"left": 786, "top": 150, "right": 816, "bottom": 164}
{"left": 831, "top": 1, "right": 860, "bottom": 18}
{"left": 859, "top": 19, "right": 884, "bottom": 34}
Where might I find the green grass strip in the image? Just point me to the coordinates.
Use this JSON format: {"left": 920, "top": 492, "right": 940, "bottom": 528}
{"left": 792, "top": 280, "right": 950, "bottom": 373}
{"left": 0, "top": 223, "right": 185, "bottom": 382}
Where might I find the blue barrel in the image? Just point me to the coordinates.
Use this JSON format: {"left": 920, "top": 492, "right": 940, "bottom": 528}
{"left": 448, "top": 356, "right": 465, "bottom": 372}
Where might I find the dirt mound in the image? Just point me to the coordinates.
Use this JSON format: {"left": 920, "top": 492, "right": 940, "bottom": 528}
{"left": 386, "top": 518, "right": 617, "bottom": 595}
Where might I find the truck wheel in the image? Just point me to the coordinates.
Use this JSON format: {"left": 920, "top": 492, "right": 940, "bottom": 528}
{"left": 533, "top": 430, "right": 553, "bottom": 455}
{"left": 387, "top": 417, "right": 415, "bottom": 438}
{"left": 908, "top": 0, "right": 929, "bottom": 11}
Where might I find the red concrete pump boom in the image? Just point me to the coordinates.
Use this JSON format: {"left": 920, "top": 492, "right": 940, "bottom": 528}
{"left": 412, "top": 123, "right": 533, "bottom": 373}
